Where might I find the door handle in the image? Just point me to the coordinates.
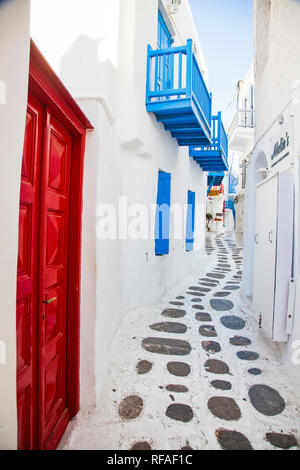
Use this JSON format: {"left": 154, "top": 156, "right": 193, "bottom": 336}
{"left": 255, "top": 233, "right": 258, "bottom": 244}
{"left": 268, "top": 230, "right": 273, "bottom": 243}
{"left": 43, "top": 297, "right": 57, "bottom": 305}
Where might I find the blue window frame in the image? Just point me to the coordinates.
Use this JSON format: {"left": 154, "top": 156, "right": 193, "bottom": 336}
{"left": 186, "top": 190, "right": 196, "bottom": 252}
{"left": 155, "top": 170, "right": 171, "bottom": 255}
{"left": 157, "top": 10, "right": 173, "bottom": 92}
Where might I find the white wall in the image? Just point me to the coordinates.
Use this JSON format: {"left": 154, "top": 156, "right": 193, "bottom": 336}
{"left": 31, "top": 0, "right": 209, "bottom": 407}
{"left": 0, "top": 0, "right": 31, "bottom": 449}
{"left": 243, "top": 0, "right": 300, "bottom": 384}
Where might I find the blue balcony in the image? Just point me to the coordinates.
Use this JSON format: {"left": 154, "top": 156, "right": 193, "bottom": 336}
{"left": 228, "top": 173, "right": 238, "bottom": 195}
{"left": 207, "top": 172, "right": 225, "bottom": 196}
{"left": 189, "top": 112, "right": 229, "bottom": 171}
{"left": 146, "top": 39, "right": 212, "bottom": 146}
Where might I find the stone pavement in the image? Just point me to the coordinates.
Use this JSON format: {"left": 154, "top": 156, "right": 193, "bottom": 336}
{"left": 60, "top": 233, "right": 300, "bottom": 450}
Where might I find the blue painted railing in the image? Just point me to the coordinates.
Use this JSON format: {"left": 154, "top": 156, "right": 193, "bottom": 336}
{"left": 193, "top": 113, "right": 228, "bottom": 160}
{"left": 146, "top": 39, "right": 212, "bottom": 138}
{"left": 189, "top": 112, "right": 229, "bottom": 172}
{"left": 228, "top": 173, "right": 238, "bottom": 194}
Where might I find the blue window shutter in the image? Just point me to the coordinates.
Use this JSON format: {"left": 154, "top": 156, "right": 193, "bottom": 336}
{"left": 157, "top": 10, "right": 173, "bottom": 92}
{"left": 155, "top": 170, "right": 171, "bottom": 255}
{"left": 186, "top": 190, "right": 195, "bottom": 252}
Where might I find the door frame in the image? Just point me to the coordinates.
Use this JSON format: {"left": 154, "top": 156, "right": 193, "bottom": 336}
{"left": 18, "top": 40, "right": 93, "bottom": 448}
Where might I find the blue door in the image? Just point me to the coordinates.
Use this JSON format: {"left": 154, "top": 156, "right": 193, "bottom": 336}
{"left": 186, "top": 190, "right": 196, "bottom": 251}
{"left": 157, "top": 10, "right": 173, "bottom": 93}
{"left": 155, "top": 170, "right": 171, "bottom": 255}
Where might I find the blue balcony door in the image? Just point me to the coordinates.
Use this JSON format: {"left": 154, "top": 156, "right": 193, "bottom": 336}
{"left": 186, "top": 190, "right": 196, "bottom": 251}
{"left": 157, "top": 10, "right": 173, "bottom": 93}
{"left": 155, "top": 170, "right": 171, "bottom": 255}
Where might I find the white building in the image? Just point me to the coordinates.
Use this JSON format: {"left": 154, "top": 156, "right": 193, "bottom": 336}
{"left": 243, "top": 0, "right": 300, "bottom": 387}
{"left": 228, "top": 63, "right": 255, "bottom": 234}
{"left": 0, "top": 0, "right": 228, "bottom": 449}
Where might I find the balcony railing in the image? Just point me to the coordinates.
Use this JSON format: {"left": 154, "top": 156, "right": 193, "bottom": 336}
{"left": 229, "top": 108, "right": 255, "bottom": 133}
{"left": 146, "top": 39, "right": 212, "bottom": 146}
{"left": 189, "top": 112, "right": 229, "bottom": 172}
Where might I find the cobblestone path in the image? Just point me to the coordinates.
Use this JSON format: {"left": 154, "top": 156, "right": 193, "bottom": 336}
{"left": 61, "top": 233, "right": 300, "bottom": 450}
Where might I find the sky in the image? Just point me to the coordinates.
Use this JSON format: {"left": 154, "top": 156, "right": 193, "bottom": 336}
{"left": 189, "top": 0, "right": 253, "bottom": 130}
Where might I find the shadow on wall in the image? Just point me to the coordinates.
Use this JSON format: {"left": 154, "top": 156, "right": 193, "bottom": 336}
{"left": 60, "top": 34, "right": 117, "bottom": 120}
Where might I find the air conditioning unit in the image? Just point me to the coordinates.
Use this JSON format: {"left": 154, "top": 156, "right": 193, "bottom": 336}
{"left": 253, "top": 172, "right": 294, "bottom": 342}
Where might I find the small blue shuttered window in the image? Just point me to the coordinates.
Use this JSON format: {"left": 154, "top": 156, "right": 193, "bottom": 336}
{"left": 155, "top": 170, "right": 171, "bottom": 255}
{"left": 186, "top": 190, "right": 196, "bottom": 251}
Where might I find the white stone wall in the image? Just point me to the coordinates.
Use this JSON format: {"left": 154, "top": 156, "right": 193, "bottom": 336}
{"left": 0, "top": 0, "right": 31, "bottom": 450}
{"left": 243, "top": 0, "right": 300, "bottom": 385}
{"left": 31, "top": 0, "right": 209, "bottom": 408}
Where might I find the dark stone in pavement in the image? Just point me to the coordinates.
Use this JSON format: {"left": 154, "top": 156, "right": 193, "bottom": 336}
{"left": 166, "top": 404, "right": 194, "bottom": 422}
{"left": 224, "top": 285, "right": 240, "bottom": 291}
{"left": 187, "top": 292, "right": 205, "bottom": 297}
{"left": 131, "top": 442, "right": 152, "bottom": 450}
{"left": 266, "top": 432, "right": 298, "bottom": 449}
{"left": 192, "top": 304, "right": 204, "bottom": 311}
{"left": 195, "top": 312, "right": 212, "bottom": 322}
{"left": 248, "top": 368, "right": 262, "bottom": 376}
{"left": 199, "top": 325, "right": 217, "bottom": 338}
{"left": 167, "top": 362, "right": 191, "bottom": 377}
{"left": 211, "top": 380, "right": 232, "bottom": 391}
{"left": 189, "top": 286, "right": 210, "bottom": 292}
{"left": 136, "top": 360, "right": 152, "bottom": 375}
{"left": 214, "top": 292, "right": 231, "bottom": 297}
{"left": 208, "top": 397, "right": 241, "bottom": 421}
{"left": 176, "top": 296, "right": 185, "bottom": 300}
{"left": 119, "top": 395, "right": 143, "bottom": 420}
{"left": 221, "top": 316, "right": 246, "bottom": 330}
{"left": 230, "top": 336, "right": 251, "bottom": 346}
{"left": 142, "top": 337, "right": 191, "bottom": 356}
{"left": 248, "top": 384, "right": 286, "bottom": 416}
{"left": 204, "top": 359, "right": 230, "bottom": 375}
{"left": 216, "top": 429, "right": 252, "bottom": 450}
{"left": 237, "top": 351, "right": 259, "bottom": 361}
{"left": 162, "top": 308, "right": 186, "bottom": 319}
{"left": 207, "top": 273, "right": 225, "bottom": 279}
{"left": 202, "top": 341, "right": 221, "bottom": 353}
{"left": 200, "top": 278, "right": 219, "bottom": 283}
{"left": 210, "top": 299, "right": 234, "bottom": 311}
{"left": 166, "top": 384, "right": 189, "bottom": 393}
{"left": 200, "top": 282, "right": 217, "bottom": 287}
{"left": 170, "top": 301, "right": 185, "bottom": 306}
{"left": 150, "top": 322, "right": 187, "bottom": 334}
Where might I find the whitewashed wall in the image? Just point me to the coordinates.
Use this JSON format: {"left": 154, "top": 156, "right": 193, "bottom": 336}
{"left": 0, "top": 0, "right": 31, "bottom": 450}
{"left": 31, "top": 0, "right": 209, "bottom": 408}
{"left": 243, "top": 0, "right": 300, "bottom": 385}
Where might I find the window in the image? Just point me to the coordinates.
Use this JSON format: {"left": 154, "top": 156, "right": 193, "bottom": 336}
{"left": 157, "top": 10, "right": 172, "bottom": 49}
{"left": 155, "top": 170, "right": 171, "bottom": 255}
{"left": 186, "top": 190, "right": 195, "bottom": 252}
{"left": 157, "top": 10, "right": 173, "bottom": 92}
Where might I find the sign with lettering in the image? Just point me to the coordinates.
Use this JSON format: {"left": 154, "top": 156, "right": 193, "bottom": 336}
{"left": 269, "top": 115, "right": 294, "bottom": 171}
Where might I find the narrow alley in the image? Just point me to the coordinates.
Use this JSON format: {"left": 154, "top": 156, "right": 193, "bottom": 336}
{"left": 60, "top": 233, "right": 300, "bottom": 451}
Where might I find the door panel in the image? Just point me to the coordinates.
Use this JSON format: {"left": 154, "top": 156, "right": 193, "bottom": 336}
{"left": 39, "top": 112, "right": 72, "bottom": 449}
{"left": 253, "top": 175, "right": 278, "bottom": 337}
{"left": 17, "top": 94, "right": 43, "bottom": 450}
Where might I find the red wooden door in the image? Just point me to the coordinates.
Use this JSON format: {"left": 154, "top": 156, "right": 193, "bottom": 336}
{"left": 38, "top": 111, "right": 72, "bottom": 450}
{"left": 17, "top": 98, "right": 73, "bottom": 450}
